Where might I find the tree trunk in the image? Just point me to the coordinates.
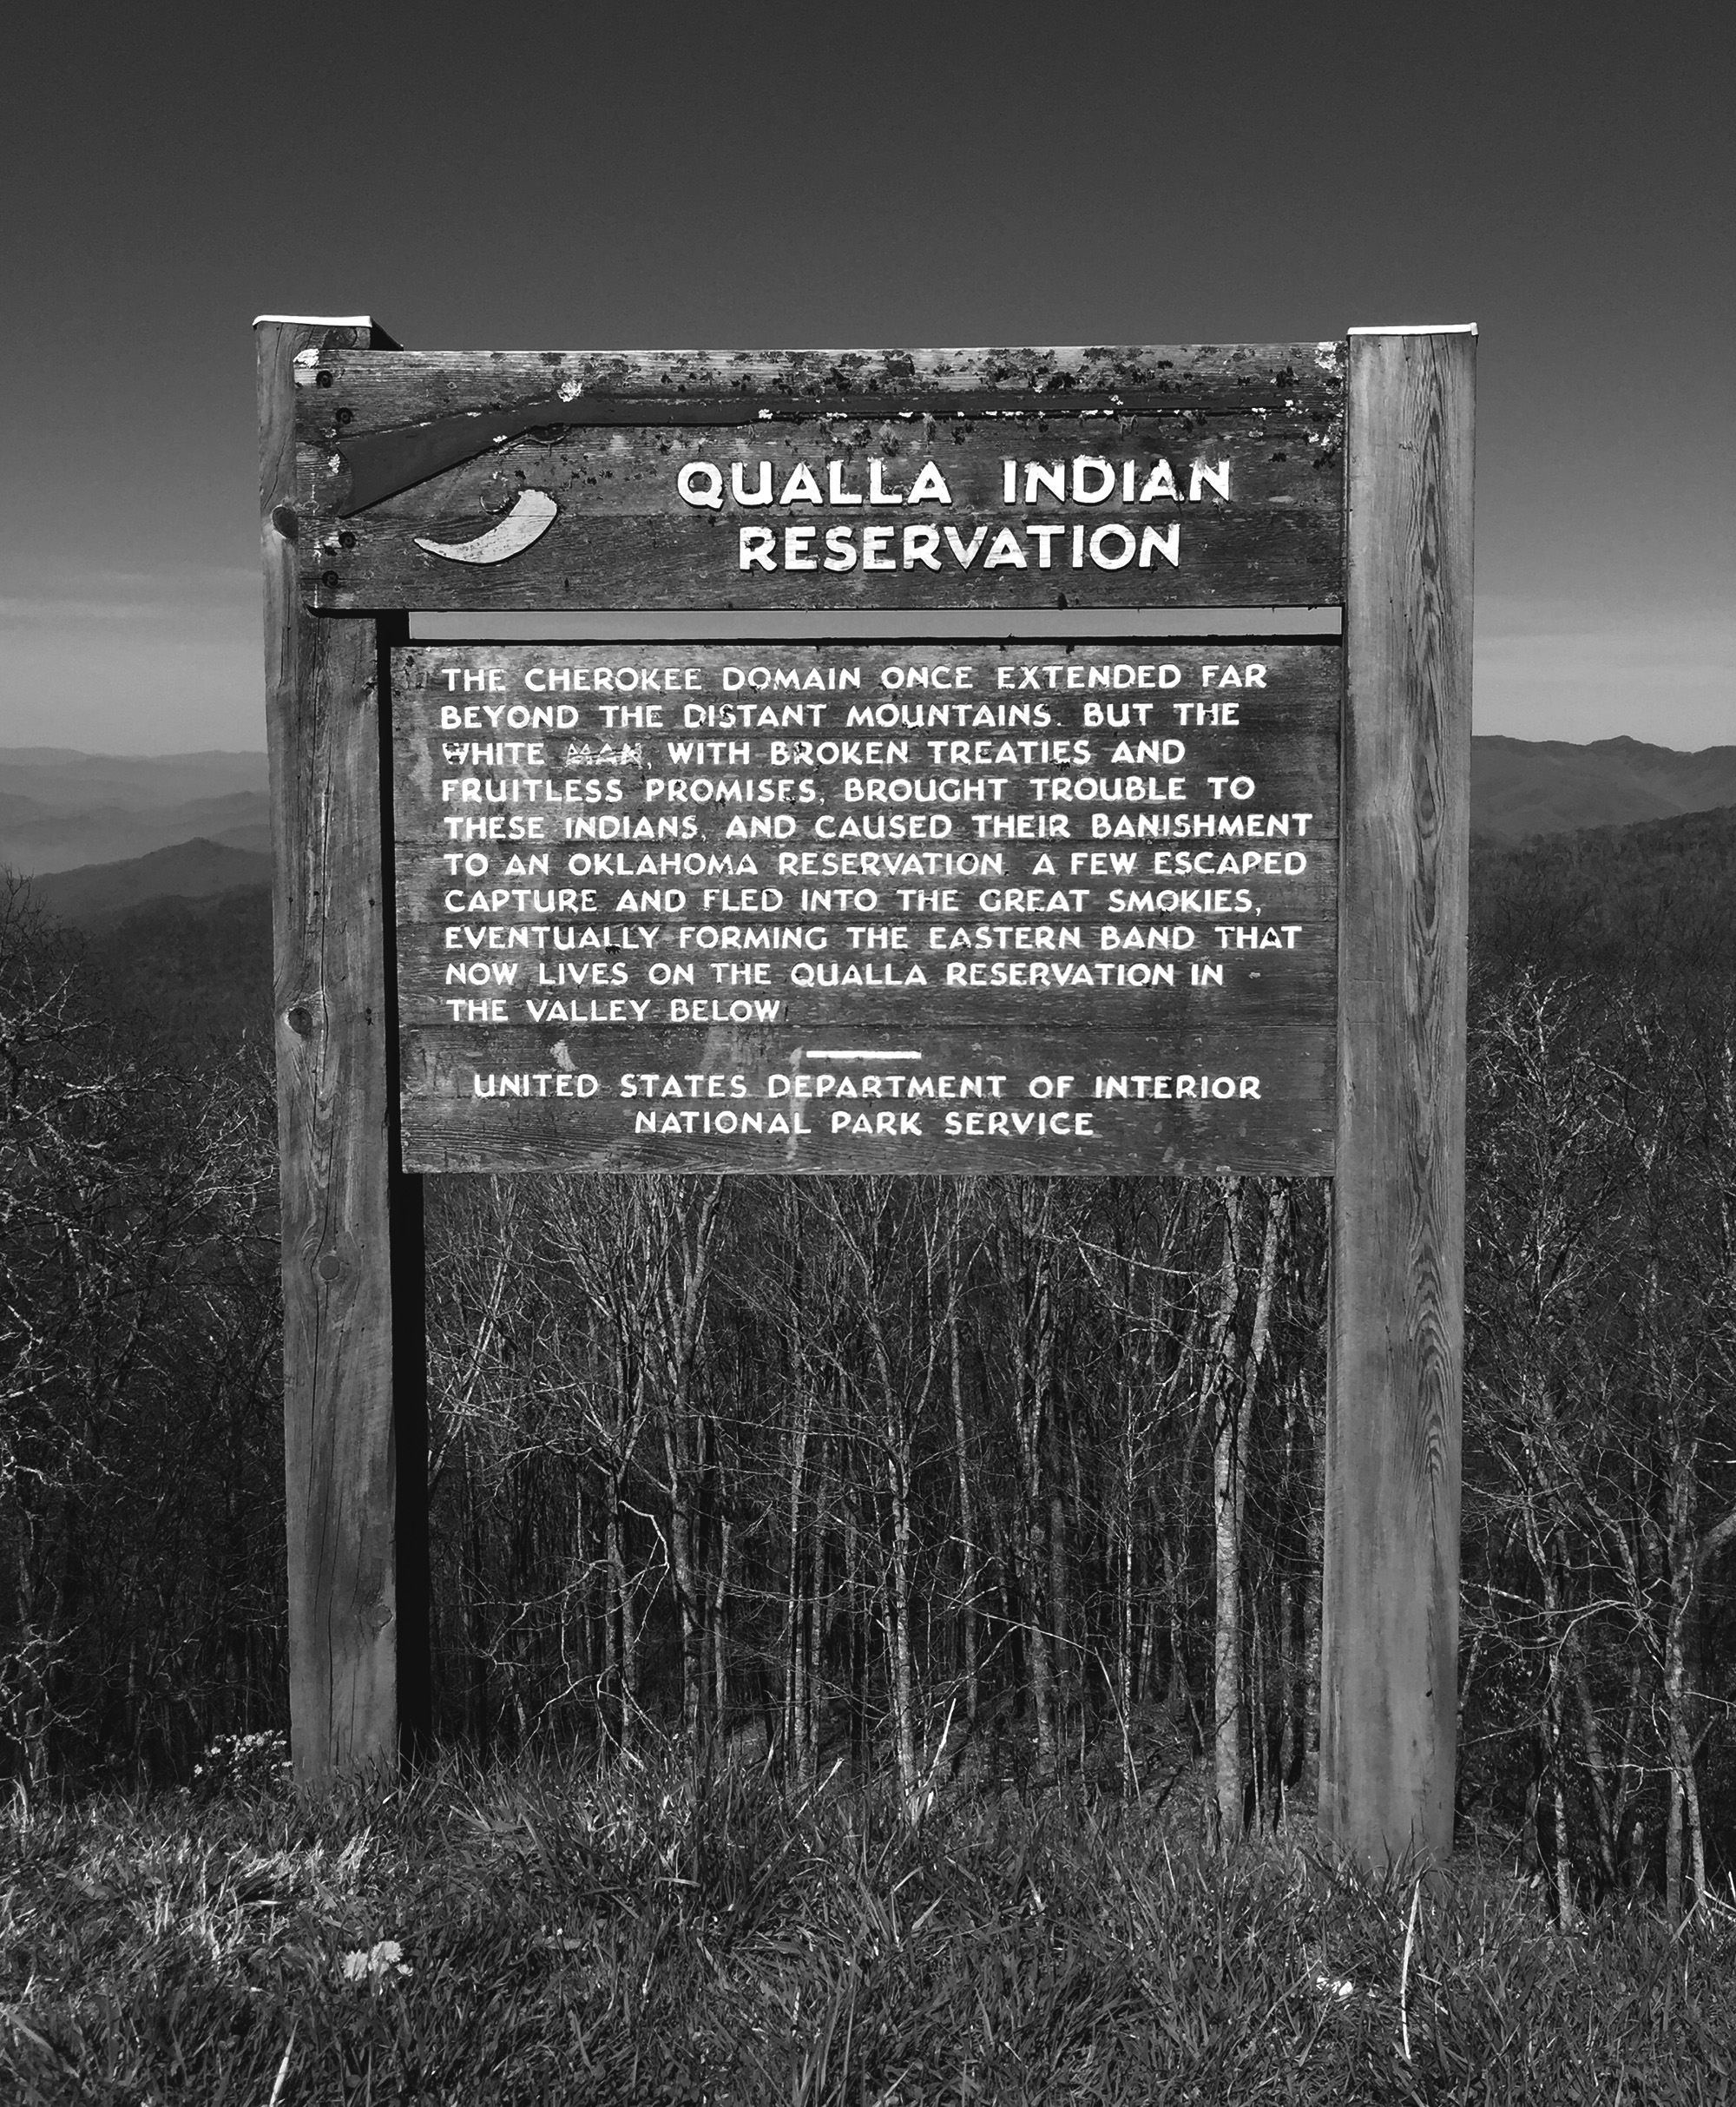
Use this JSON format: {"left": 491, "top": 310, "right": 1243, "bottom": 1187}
{"left": 607, "top": 1491, "right": 638, "bottom": 1759}
{"left": 782, "top": 1392, "right": 812, "bottom": 1781}
{"left": 885, "top": 1465, "right": 921, "bottom": 1819}
{"left": 1207, "top": 1181, "right": 1247, "bottom": 1844}
{"left": 1661, "top": 1409, "right": 1707, "bottom": 1923}
{"left": 845, "top": 1505, "right": 867, "bottom": 1782}
{"left": 1137, "top": 1570, "right": 1157, "bottom": 1709}
{"left": 1049, "top": 1474, "right": 1071, "bottom": 1759}
{"left": 601, "top": 1496, "right": 621, "bottom": 1752}
{"left": 1663, "top": 1585, "right": 1704, "bottom": 1921}
{"left": 948, "top": 1254, "right": 979, "bottom": 1727}
{"left": 1119, "top": 1477, "right": 1137, "bottom": 1795}
{"left": 569, "top": 1473, "right": 596, "bottom": 1742}
{"left": 9, "top": 1518, "right": 49, "bottom": 1792}
{"left": 661, "top": 1422, "right": 706, "bottom": 1762}
{"left": 1211, "top": 1430, "right": 1242, "bottom": 1844}
{"left": 1545, "top": 1655, "right": 1579, "bottom": 1928}
{"left": 712, "top": 1510, "right": 732, "bottom": 1741}
{"left": 1009, "top": 1183, "right": 1059, "bottom": 1779}
{"left": 806, "top": 1476, "right": 826, "bottom": 1788}
{"left": 1611, "top": 1656, "right": 1646, "bottom": 1886}
{"left": 1570, "top": 1650, "right": 1619, "bottom": 1888}
{"left": 1162, "top": 1534, "right": 1191, "bottom": 1724}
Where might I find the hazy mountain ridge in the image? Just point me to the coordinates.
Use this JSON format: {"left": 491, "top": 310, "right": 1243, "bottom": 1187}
{"left": 0, "top": 795, "right": 272, "bottom": 872}
{"left": 0, "top": 749, "right": 272, "bottom": 873}
{"left": 12, "top": 804, "right": 1729, "bottom": 1070}
{"left": 0, "top": 748, "right": 268, "bottom": 809}
{"left": 3, "top": 735, "right": 1731, "bottom": 912}
{"left": 1470, "top": 734, "right": 1736, "bottom": 845}
{"left": 27, "top": 838, "right": 273, "bottom": 921}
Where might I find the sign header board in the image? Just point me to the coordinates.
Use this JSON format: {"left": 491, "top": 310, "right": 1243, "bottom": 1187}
{"left": 392, "top": 639, "right": 1339, "bottom": 1176}
{"left": 297, "top": 345, "right": 1346, "bottom": 612}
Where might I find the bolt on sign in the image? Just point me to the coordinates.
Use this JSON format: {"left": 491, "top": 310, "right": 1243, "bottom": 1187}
{"left": 260, "top": 323, "right": 1473, "bottom": 1873}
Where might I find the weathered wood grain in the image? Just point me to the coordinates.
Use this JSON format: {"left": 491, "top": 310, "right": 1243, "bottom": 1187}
{"left": 391, "top": 642, "right": 1338, "bottom": 1175}
{"left": 396, "top": 939, "right": 1342, "bottom": 1026}
{"left": 1321, "top": 330, "right": 1474, "bottom": 1869}
{"left": 304, "top": 417, "right": 1342, "bottom": 613}
{"left": 322, "top": 342, "right": 1345, "bottom": 515}
{"left": 260, "top": 317, "right": 421, "bottom": 1786}
{"left": 398, "top": 1021, "right": 1335, "bottom": 1179}
{"left": 289, "top": 344, "right": 1346, "bottom": 612}
{"left": 302, "top": 340, "right": 1350, "bottom": 420}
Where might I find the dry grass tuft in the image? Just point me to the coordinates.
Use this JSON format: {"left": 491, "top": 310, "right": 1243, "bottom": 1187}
{"left": 3, "top": 1748, "right": 1732, "bottom": 2103}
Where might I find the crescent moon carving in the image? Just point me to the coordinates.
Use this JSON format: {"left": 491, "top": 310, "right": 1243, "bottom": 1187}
{"left": 414, "top": 488, "right": 558, "bottom": 565}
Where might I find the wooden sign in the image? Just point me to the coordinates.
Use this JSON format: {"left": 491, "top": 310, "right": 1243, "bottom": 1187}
{"left": 293, "top": 346, "right": 1345, "bottom": 611}
{"left": 392, "top": 641, "right": 1338, "bottom": 1175}
{"left": 260, "top": 322, "right": 1472, "bottom": 1883}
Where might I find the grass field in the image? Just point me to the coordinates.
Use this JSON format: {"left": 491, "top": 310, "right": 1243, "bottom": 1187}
{"left": 3, "top": 1742, "right": 1733, "bottom": 2104}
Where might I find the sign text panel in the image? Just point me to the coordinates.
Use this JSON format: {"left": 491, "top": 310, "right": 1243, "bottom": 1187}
{"left": 392, "top": 642, "right": 1340, "bottom": 1175}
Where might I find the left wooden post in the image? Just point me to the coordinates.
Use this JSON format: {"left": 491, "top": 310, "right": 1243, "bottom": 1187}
{"left": 257, "top": 317, "right": 429, "bottom": 1786}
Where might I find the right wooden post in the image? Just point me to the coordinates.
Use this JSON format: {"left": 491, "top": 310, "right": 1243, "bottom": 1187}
{"left": 1321, "top": 326, "right": 1476, "bottom": 1867}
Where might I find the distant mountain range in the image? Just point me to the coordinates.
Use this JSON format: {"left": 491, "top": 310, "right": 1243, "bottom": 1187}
{"left": 26, "top": 839, "right": 273, "bottom": 923}
{"left": 1470, "top": 735, "right": 1736, "bottom": 845}
{"left": 0, "top": 748, "right": 269, "bottom": 874}
{"left": 3, "top": 735, "right": 1732, "bottom": 920}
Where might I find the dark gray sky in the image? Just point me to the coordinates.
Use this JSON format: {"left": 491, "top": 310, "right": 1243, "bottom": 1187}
{"left": 3, "top": 2, "right": 1729, "bottom": 751}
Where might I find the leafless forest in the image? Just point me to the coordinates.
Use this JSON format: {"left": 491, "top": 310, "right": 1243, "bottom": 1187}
{"left": 3, "top": 810, "right": 1733, "bottom": 1924}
